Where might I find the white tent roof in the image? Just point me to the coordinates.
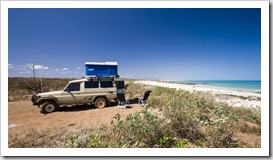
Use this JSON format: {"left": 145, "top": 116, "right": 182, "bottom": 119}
{"left": 85, "top": 62, "right": 118, "bottom": 66}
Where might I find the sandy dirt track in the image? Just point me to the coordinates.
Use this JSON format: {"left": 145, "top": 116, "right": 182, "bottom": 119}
{"left": 8, "top": 100, "right": 143, "bottom": 136}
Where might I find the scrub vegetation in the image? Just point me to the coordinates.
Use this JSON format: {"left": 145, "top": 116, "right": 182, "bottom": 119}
{"left": 8, "top": 77, "right": 75, "bottom": 101}
{"left": 8, "top": 78, "right": 261, "bottom": 148}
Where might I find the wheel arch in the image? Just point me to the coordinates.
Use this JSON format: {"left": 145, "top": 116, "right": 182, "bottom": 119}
{"left": 38, "top": 97, "right": 59, "bottom": 106}
{"left": 94, "top": 96, "right": 108, "bottom": 104}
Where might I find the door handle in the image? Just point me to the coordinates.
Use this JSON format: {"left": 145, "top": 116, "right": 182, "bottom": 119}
{"left": 109, "top": 92, "right": 113, "bottom": 93}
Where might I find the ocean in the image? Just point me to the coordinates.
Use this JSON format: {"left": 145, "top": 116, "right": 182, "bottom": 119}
{"left": 180, "top": 80, "right": 261, "bottom": 93}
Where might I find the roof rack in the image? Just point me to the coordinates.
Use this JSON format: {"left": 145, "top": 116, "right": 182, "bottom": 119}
{"left": 85, "top": 75, "right": 120, "bottom": 81}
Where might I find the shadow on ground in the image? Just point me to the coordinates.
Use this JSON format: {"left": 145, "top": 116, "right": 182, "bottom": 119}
{"left": 57, "top": 104, "right": 96, "bottom": 112}
{"left": 55, "top": 99, "right": 140, "bottom": 112}
{"left": 128, "top": 98, "right": 139, "bottom": 104}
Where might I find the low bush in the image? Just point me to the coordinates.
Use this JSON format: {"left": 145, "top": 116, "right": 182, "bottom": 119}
{"left": 110, "top": 109, "right": 172, "bottom": 148}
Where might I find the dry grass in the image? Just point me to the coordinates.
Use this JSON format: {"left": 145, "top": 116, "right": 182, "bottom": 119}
{"left": 9, "top": 127, "right": 67, "bottom": 148}
{"left": 8, "top": 77, "right": 75, "bottom": 101}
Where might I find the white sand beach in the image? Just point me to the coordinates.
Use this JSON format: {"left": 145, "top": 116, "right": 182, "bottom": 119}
{"left": 135, "top": 80, "right": 261, "bottom": 108}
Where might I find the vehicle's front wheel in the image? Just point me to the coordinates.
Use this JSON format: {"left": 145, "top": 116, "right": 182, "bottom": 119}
{"left": 95, "top": 98, "right": 107, "bottom": 108}
{"left": 41, "top": 101, "right": 58, "bottom": 114}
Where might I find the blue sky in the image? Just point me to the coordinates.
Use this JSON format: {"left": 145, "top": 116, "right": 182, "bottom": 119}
{"left": 8, "top": 8, "right": 261, "bottom": 80}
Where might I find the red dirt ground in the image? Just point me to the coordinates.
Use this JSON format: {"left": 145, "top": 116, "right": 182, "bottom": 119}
{"left": 8, "top": 100, "right": 143, "bottom": 136}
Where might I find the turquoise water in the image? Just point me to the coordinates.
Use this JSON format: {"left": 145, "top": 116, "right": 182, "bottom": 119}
{"left": 180, "top": 80, "right": 261, "bottom": 93}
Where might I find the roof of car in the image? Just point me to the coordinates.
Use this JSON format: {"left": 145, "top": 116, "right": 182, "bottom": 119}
{"left": 69, "top": 78, "right": 88, "bottom": 83}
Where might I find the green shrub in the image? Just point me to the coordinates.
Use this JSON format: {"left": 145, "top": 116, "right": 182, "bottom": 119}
{"left": 110, "top": 109, "right": 173, "bottom": 148}
{"left": 176, "top": 139, "right": 188, "bottom": 148}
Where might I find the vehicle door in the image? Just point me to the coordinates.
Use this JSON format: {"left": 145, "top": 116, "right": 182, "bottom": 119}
{"left": 61, "top": 82, "right": 82, "bottom": 104}
{"left": 115, "top": 80, "right": 125, "bottom": 93}
{"left": 81, "top": 80, "right": 100, "bottom": 103}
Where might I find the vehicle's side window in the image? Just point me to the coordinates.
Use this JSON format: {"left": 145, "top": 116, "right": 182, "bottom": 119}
{"left": 115, "top": 81, "right": 124, "bottom": 89}
{"left": 65, "top": 83, "right": 80, "bottom": 91}
{"left": 85, "top": 81, "right": 99, "bottom": 88}
{"left": 101, "top": 81, "right": 113, "bottom": 88}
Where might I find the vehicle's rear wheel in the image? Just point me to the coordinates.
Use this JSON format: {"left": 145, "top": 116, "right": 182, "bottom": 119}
{"left": 95, "top": 98, "right": 107, "bottom": 108}
{"left": 41, "top": 101, "right": 58, "bottom": 114}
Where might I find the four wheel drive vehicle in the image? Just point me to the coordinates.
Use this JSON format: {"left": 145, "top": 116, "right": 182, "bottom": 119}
{"left": 31, "top": 78, "right": 125, "bottom": 114}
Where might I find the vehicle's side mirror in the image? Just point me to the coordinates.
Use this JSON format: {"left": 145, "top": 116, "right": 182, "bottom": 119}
{"left": 64, "top": 88, "right": 70, "bottom": 92}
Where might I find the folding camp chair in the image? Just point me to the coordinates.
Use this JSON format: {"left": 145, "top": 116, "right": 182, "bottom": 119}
{"left": 117, "top": 92, "right": 129, "bottom": 109}
{"left": 138, "top": 90, "right": 152, "bottom": 107}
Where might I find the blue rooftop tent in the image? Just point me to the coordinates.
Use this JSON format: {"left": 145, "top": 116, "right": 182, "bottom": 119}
{"left": 85, "top": 62, "right": 118, "bottom": 78}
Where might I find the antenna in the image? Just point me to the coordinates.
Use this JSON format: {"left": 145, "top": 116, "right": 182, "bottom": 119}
{"left": 40, "top": 72, "right": 43, "bottom": 93}
{"left": 32, "top": 62, "right": 36, "bottom": 94}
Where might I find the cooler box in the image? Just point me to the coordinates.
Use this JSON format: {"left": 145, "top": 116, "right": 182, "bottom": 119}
{"left": 85, "top": 62, "right": 118, "bottom": 78}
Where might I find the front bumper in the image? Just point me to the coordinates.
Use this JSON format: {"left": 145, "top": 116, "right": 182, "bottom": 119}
{"left": 31, "top": 95, "right": 40, "bottom": 106}
{"left": 33, "top": 101, "right": 40, "bottom": 106}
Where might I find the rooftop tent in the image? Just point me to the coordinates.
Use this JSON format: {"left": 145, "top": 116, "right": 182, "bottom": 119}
{"left": 85, "top": 62, "right": 118, "bottom": 78}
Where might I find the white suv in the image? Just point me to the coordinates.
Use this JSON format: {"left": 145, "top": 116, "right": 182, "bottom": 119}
{"left": 32, "top": 78, "right": 125, "bottom": 114}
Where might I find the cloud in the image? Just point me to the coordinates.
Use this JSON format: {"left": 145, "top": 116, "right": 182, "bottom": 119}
{"left": 8, "top": 64, "right": 13, "bottom": 69}
{"left": 18, "top": 71, "right": 31, "bottom": 74}
{"left": 34, "top": 65, "right": 49, "bottom": 70}
{"left": 62, "top": 68, "right": 68, "bottom": 71}
{"left": 76, "top": 67, "right": 82, "bottom": 70}
{"left": 14, "top": 64, "right": 32, "bottom": 71}
{"left": 27, "top": 64, "right": 49, "bottom": 70}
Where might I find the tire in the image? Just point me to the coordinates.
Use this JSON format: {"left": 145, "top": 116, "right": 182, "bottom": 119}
{"left": 94, "top": 98, "right": 107, "bottom": 108}
{"left": 41, "top": 101, "right": 58, "bottom": 114}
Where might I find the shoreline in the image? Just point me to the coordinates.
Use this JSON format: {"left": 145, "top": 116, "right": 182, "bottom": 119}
{"left": 159, "top": 80, "right": 261, "bottom": 93}
{"left": 135, "top": 80, "right": 261, "bottom": 108}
